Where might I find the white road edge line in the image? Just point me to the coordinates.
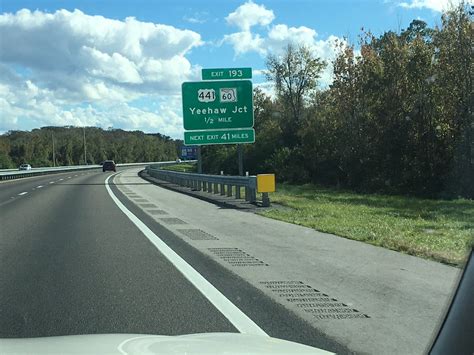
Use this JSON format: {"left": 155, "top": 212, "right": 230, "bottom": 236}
{"left": 104, "top": 173, "right": 268, "bottom": 336}
{"left": 18, "top": 192, "right": 28, "bottom": 196}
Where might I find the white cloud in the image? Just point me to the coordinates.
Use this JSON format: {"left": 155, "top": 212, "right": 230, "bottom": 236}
{"left": 222, "top": 2, "right": 346, "bottom": 87}
{"left": 0, "top": 9, "right": 202, "bottom": 92}
{"left": 253, "top": 69, "right": 268, "bottom": 77}
{"left": 226, "top": 1, "right": 275, "bottom": 31}
{"left": 223, "top": 31, "right": 266, "bottom": 56}
{"left": 266, "top": 25, "right": 317, "bottom": 51}
{"left": 0, "top": 9, "right": 203, "bottom": 137}
{"left": 81, "top": 47, "right": 142, "bottom": 84}
{"left": 183, "top": 11, "right": 209, "bottom": 24}
{"left": 0, "top": 73, "right": 184, "bottom": 136}
{"left": 398, "top": 0, "right": 463, "bottom": 12}
{"left": 254, "top": 81, "right": 275, "bottom": 98}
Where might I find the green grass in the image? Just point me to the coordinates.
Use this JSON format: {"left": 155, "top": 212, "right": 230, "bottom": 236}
{"left": 258, "top": 183, "right": 473, "bottom": 266}
{"left": 160, "top": 163, "right": 197, "bottom": 173}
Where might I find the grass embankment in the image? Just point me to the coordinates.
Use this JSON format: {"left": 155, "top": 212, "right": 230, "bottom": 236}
{"left": 259, "top": 183, "right": 473, "bottom": 266}
{"left": 161, "top": 163, "right": 197, "bottom": 173}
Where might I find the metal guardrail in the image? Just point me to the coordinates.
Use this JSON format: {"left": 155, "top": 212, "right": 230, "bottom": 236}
{"left": 146, "top": 165, "right": 258, "bottom": 203}
{"left": 0, "top": 161, "right": 180, "bottom": 181}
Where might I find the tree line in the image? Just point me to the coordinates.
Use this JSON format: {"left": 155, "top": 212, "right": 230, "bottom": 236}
{"left": 203, "top": 3, "right": 473, "bottom": 198}
{"left": 0, "top": 126, "right": 180, "bottom": 168}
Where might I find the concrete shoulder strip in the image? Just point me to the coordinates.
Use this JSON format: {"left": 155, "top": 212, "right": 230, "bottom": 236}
{"left": 104, "top": 173, "right": 267, "bottom": 336}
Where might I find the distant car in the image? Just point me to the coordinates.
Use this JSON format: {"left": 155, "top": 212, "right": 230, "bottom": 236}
{"left": 102, "top": 160, "right": 116, "bottom": 172}
{"left": 19, "top": 164, "right": 32, "bottom": 171}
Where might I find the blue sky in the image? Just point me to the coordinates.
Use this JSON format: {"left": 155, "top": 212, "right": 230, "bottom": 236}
{"left": 0, "top": 0, "right": 456, "bottom": 138}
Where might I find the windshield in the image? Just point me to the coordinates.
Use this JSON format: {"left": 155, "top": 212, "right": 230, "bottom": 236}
{"left": 0, "top": 1, "right": 472, "bottom": 354}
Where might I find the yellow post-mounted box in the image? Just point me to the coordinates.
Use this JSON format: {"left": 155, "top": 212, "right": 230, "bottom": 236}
{"left": 257, "top": 174, "right": 276, "bottom": 193}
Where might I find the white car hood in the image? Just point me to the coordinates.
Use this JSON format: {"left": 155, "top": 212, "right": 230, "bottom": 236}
{"left": 0, "top": 332, "right": 334, "bottom": 354}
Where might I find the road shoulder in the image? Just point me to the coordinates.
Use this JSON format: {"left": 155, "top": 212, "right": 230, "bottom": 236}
{"left": 115, "top": 168, "right": 460, "bottom": 355}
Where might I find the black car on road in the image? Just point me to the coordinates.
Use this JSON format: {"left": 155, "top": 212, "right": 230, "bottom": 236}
{"left": 102, "top": 160, "right": 116, "bottom": 172}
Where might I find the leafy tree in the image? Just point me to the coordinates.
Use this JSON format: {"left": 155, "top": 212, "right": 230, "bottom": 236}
{"left": 433, "top": 2, "right": 473, "bottom": 197}
{"left": 266, "top": 44, "right": 326, "bottom": 147}
{"left": 1, "top": 127, "right": 179, "bottom": 167}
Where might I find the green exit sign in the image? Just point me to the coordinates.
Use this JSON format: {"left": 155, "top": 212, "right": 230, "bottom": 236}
{"left": 182, "top": 80, "right": 253, "bottom": 131}
{"left": 202, "top": 67, "right": 252, "bottom": 80}
{"left": 184, "top": 128, "right": 255, "bottom": 146}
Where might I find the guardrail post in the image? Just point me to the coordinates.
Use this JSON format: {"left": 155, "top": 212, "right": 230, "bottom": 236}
{"left": 262, "top": 192, "right": 270, "bottom": 207}
{"left": 220, "top": 171, "right": 225, "bottom": 195}
{"left": 235, "top": 186, "right": 241, "bottom": 199}
{"left": 249, "top": 188, "right": 257, "bottom": 203}
{"left": 208, "top": 181, "right": 212, "bottom": 192}
{"left": 203, "top": 181, "right": 207, "bottom": 192}
{"left": 248, "top": 176, "right": 257, "bottom": 204}
{"left": 245, "top": 187, "right": 250, "bottom": 201}
{"left": 198, "top": 180, "right": 202, "bottom": 191}
{"left": 227, "top": 184, "right": 232, "bottom": 197}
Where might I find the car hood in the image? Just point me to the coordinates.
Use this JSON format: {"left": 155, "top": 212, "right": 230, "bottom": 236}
{"left": 0, "top": 333, "right": 334, "bottom": 354}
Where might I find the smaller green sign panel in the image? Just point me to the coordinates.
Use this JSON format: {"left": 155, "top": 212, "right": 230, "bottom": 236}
{"left": 184, "top": 128, "right": 255, "bottom": 146}
{"left": 202, "top": 67, "right": 252, "bottom": 80}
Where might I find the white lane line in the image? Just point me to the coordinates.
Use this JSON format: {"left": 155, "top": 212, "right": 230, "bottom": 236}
{"left": 18, "top": 192, "right": 28, "bottom": 196}
{"left": 67, "top": 176, "right": 72, "bottom": 179}
{"left": 49, "top": 181, "right": 54, "bottom": 184}
{"left": 58, "top": 178, "right": 64, "bottom": 181}
{"left": 36, "top": 185, "right": 43, "bottom": 188}
{"left": 104, "top": 174, "right": 267, "bottom": 336}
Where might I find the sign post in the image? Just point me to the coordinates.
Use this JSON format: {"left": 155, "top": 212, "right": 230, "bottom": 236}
{"left": 237, "top": 144, "right": 243, "bottom": 176}
{"left": 197, "top": 146, "right": 202, "bottom": 174}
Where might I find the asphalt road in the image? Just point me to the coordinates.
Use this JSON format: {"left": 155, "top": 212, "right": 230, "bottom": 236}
{"left": 0, "top": 169, "right": 348, "bottom": 353}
